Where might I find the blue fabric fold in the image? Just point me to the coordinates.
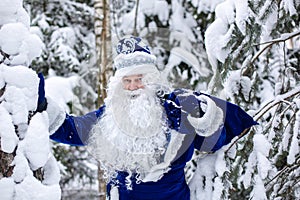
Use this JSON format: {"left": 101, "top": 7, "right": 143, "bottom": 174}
{"left": 107, "top": 162, "right": 191, "bottom": 200}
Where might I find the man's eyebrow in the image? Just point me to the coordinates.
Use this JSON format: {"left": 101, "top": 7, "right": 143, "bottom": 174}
{"left": 122, "top": 74, "right": 144, "bottom": 79}
{"left": 135, "top": 74, "right": 144, "bottom": 79}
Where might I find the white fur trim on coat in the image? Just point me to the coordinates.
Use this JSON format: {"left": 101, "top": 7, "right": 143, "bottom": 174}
{"left": 110, "top": 186, "right": 119, "bottom": 200}
{"left": 187, "top": 95, "right": 223, "bottom": 137}
{"left": 46, "top": 97, "right": 66, "bottom": 134}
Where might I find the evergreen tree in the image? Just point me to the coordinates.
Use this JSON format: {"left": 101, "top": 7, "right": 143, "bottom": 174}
{"left": 9, "top": 0, "right": 298, "bottom": 199}
{"left": 193, "top": 0, "right": 300, "bottom": 199}
{"left": 0, "top": 0, "right": 60, "bottom": 199}
{"left": 25, "top": 0, "right": 97, "bottom": 112}
{"left": 23, "top": 0, "right": 99, "bottom": 198}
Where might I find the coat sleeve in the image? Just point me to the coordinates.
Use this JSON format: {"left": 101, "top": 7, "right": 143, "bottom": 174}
{"left": 49, "top": 105, "right": 105, "bottom": 146}
{"left": 165, "top": 89, "right": 258, "bottom": 152}
{"left": 193, "top": 93, "right": 258, "bottom": 152}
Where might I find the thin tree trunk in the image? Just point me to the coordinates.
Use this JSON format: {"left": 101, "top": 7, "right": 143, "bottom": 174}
{"left": 133, "top": 0, "right": 140, "bottom": 36}
{"left": 94, "top": 0, "right": 112, "bottom": 199}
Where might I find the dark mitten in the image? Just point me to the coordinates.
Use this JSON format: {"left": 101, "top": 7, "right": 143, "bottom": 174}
{"left": 36, "top": 72, "right": 47, "bottom": 112}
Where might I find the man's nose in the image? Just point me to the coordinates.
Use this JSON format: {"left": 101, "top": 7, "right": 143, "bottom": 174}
{"left": 128, "top": 82, "right": 139, "bottom": 91}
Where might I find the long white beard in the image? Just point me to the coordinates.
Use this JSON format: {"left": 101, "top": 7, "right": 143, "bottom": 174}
{"left": 128, "top": 91, "right": 153, "bottom": 130}
{"left": 87, "top": 87, "right": 169, "bottom": 186}
{"left": 112, "top": 88, "right": 163, "bottom": 138}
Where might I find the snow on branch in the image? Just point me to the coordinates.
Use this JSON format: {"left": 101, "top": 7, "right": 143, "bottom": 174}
{"left": 0, "top": 49, "right": 10, "bottom": 64}
{"left": 265, "top": 155, "right": 300, "bottom": 188}
{"left": 250, "top": 30, "right": 300, "bottom": 65}
{"left": 253, "top": 86, "right": 300, "bottom": 121}
{"left": 224, "top": 86, "right": 300, "bottom": 154}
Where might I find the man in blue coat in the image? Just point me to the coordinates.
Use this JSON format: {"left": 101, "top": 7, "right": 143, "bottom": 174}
{"left": 38, "top": 36, "right": 257, "bottom": 200}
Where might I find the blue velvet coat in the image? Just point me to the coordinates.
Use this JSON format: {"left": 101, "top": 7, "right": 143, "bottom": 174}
{"left": 50, "top": 89, "right": 257, "bottom": 200}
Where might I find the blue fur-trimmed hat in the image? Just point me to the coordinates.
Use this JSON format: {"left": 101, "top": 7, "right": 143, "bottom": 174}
{"left": 114, "top": 36, "right": 158, "bottom": 77}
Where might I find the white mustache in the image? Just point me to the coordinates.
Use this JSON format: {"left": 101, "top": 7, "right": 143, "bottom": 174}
{"left": 122, "top": 84, "right": 170, "bottom": 100}
{"left": 124, "top": 89, "right": 143, "bottom": 99}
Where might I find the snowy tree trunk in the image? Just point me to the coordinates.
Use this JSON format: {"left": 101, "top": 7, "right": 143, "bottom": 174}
{"left": 95, "top": 0, "right": 113, "bottom": 106}
{"left": 94, "top": 0, "right": 113, "bottom": 199}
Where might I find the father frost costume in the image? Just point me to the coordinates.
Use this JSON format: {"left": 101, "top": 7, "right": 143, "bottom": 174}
{"left": 38, "top": 36, "right": 258, "bottom": 200}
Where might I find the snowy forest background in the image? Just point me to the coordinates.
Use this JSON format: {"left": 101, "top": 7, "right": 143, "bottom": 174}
{"left": 0, "top": 0, "right": 299, "bottom": 200}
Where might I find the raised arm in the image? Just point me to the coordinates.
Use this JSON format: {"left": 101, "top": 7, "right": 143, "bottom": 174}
{"left": 164, "top": 89, "right": 258, "bottom": 153}
{"left": 36, "top": 72, "right": 105, "bottom": 146}
{"left": 49, "top": 106, "right": 105, "bottom": 146}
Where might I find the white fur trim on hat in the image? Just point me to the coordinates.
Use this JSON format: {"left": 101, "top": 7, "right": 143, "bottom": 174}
{"left": 114, "top": 51, "right": 158, "bottom": 77}
{"left": 114, "top": 64, "right": 159, "bottom": 77}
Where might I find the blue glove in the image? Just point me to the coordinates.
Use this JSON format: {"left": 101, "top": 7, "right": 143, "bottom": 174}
{"left": 36, "top": 72, "right": 47, "bottom": 112}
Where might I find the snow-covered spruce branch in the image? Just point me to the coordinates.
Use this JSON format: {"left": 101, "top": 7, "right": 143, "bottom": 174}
{"left": 0, "top": 85, "right": 4, "bottom": 99}
{"left": 253, "top": 86, "right": 300, "bottom": 121}
{"left": 224, "top": 86, "right": 300, "bottom": 154}
{"left": 278, "top": 102, "right": 297, "bottom": 135}
{"left": 265, "top": 155, "right": 300, "bottom": 188}
{"left": 262, "top": 99, "right": 295, "bottom": 139}
{"left": 224, "top": 127, "right": 252, "bottom": 155}
{"left": 0, "top": 49, "right": 10, "bottom": 64}
{"left": 250, "top": 30, "right": 300, "bottom": 65}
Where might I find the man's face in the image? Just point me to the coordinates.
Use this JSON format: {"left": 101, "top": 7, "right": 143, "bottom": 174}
{"left": 122, "top": 74, "right": 145, "bottom": 91}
